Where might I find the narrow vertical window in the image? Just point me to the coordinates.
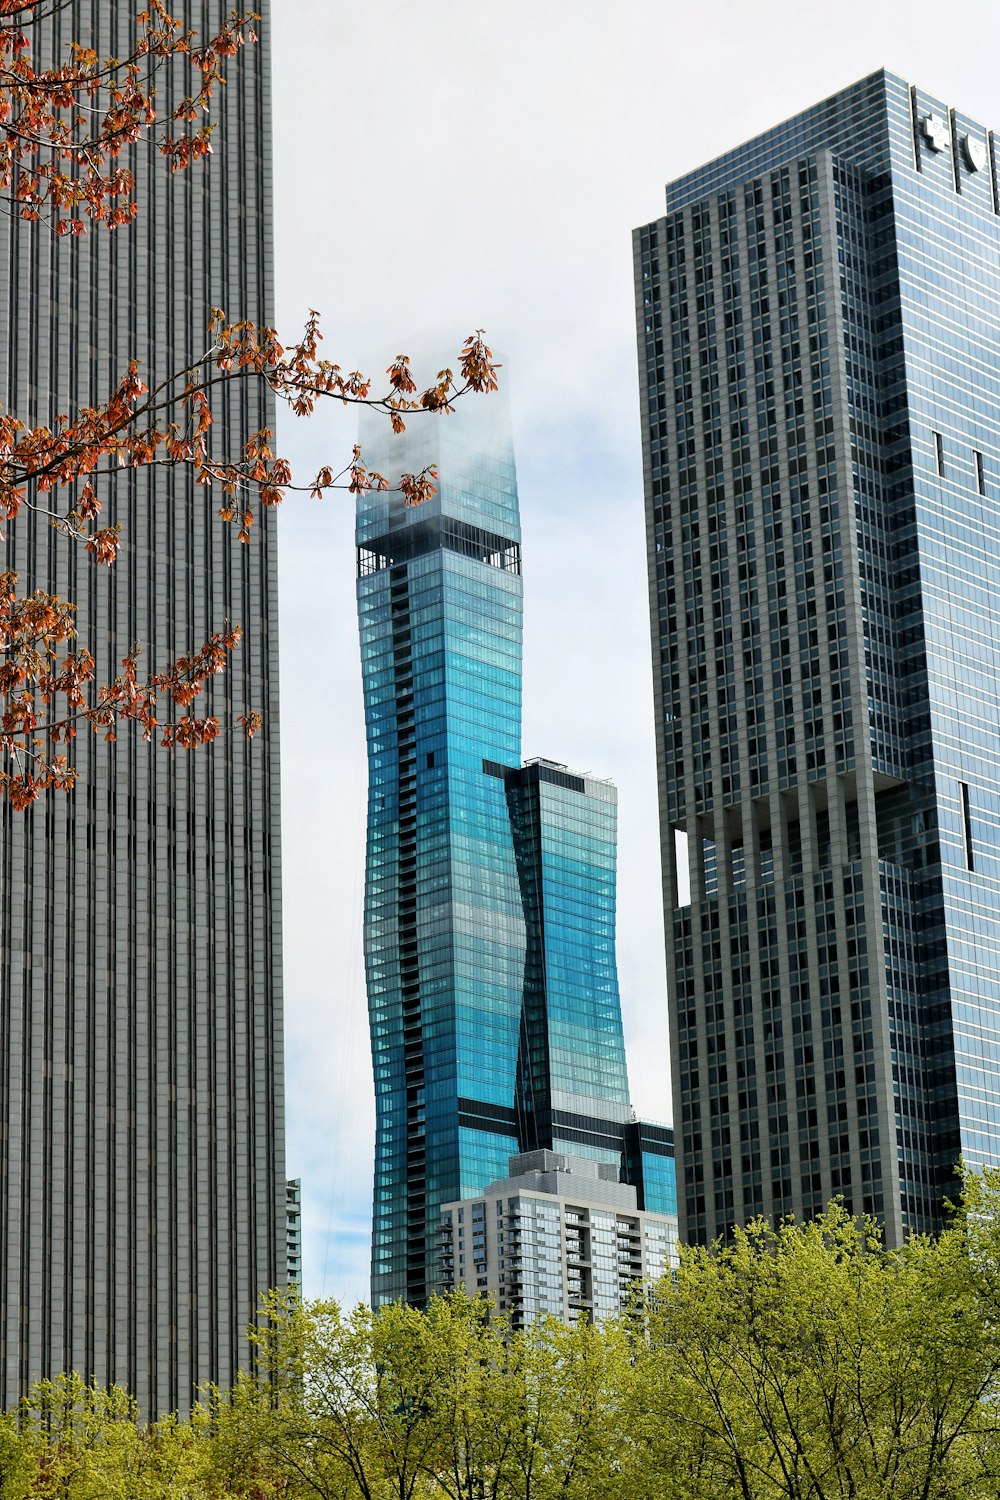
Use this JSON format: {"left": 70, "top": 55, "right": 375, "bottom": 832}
{"left": 934, "top": 431, "right": 945, "bottom": 476}
{"left": 759, "top": 829, "right": 775, "bottom": 885}
{"left": 975, "top": 448, "right": 986, "bottom": 495}
{"left": 959, "top": 781, "right": 974, "bottom": 872}
{"left": 672, "top": 828, "right": 691, "bottom": 907}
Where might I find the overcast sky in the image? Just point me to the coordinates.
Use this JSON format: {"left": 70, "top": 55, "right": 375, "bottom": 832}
{"left": 270, "top": 0, "right": 1000, "bottom": 1303}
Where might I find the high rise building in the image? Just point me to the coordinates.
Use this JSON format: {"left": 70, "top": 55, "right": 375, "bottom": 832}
{"left": 439, "top": 1150, "right": 677, "bottom": 1327}
{"left": 635, "top": 69, "right": 1000, "bottom": 1248}
{"left": 286, "top": 1180, "right": 302, "bottom": 1290}
{"left": 0, "top": 5, "right": 283, "bottom": 1411}
{"left": 357, "top": 402, "right": 672, "bottom": 1306}
{"left": 502, "top": 760, "right": 632, "bottom": 1155}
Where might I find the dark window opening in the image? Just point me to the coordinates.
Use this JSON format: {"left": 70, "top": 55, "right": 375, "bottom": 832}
{"left": 975, "top": 448, "right": 986, "bottom": 495}
{"left": 358, "top": 545, "right": 392, "bottom": 577}
{"left": 358, "top": 517, "right": 521, "bottom": 576}
{"left": 933, "top": 431, "right": 945, "bottom": 477}
{"left": 759, "top": 830, "right": 774, "bottom": 885}
{"left": 702, "top": 838, "right": 718, "bottom": 901}
{"left": 959, "top": 781, "right": 974, "bottom": 872}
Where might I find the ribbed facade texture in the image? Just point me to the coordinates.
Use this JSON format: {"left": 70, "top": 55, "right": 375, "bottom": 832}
{"left": 0, "top": 5, "right": 283, "bottom": 1412}
{"left": 636, "top": 69, "right": 1000, "bottom": 1248}
{"left": 357, "top": 404, "right": 673, "bottom": 1306}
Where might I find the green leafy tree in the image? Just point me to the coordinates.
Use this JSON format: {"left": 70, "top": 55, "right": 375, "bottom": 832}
{"left": 498, "top": 1314, "right": 635, "bottom": 1500}
{"left": 0, "top": 1410, "right": 35, "bottom": 1500}
{"left": 217, "top": 1289, "right": 449, "bottom": 1499}
{"left": 11, "top": 1176, "right": 1000, "bottom": 1498}
{"left": 16, "top": 1372, "right": 214, "bottom": 1498}
{"left": 633, "top": 1187, "right": 1000, "bottom": 1500}
{"left": 224, "top": 1290, "right": 637, "bottom": 1500}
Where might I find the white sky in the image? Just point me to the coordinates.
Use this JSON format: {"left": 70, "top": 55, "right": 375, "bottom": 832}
{"left": 270, "top": 0, "right": 1000, "bottom": 1303}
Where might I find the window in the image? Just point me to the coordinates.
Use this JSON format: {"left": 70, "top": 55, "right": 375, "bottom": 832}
{"left": 933, "top": 431, "right": 945, "bottom": 476}
{"left": 959, "top": 781, "right": 974, "bottom": 872}
{"left": 974, "top": 448, "right": 986, "bottom": 495}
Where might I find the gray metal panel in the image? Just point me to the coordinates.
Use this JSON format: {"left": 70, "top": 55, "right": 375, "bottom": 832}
{"left": 0, "top": 2, "right": 283, "bottom": 1414}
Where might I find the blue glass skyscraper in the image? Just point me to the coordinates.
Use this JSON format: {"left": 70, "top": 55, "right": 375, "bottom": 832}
{"left": 357, "top": 401, "right": 673, "bottom": 1305}
{"left": 503, "top": 762, "right": 674, "bottom": 1214}
{"left": 636, "top": 70, "right": 1000, "bottom": 1248}
{"left": 505, "top": 764, "right": 631, "bottom": 1146}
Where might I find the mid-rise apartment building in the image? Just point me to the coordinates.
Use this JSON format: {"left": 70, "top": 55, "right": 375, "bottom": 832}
{"left": 286, "top": 1180, "right": 302, "bottom": 1290}
{"left": 440, "top": 1150, "right": 677, "bottom": 1326}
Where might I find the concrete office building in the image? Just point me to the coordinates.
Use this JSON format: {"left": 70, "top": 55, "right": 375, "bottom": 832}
{"left": 0, "top": 4, "right": 283, "bottom": 1410}
{"left": 440, "top": 1150, "right": 677, "bottom": 1327}
{"left": 636, "top": 70, "right": 1000, "bottom": 1247}
{"left": 357, "top": 403, "right": 674, "bottom": 1306}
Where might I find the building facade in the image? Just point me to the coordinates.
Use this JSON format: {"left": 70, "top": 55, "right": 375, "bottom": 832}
{"left": 503, "top": 760, "right": 632, "bottom": 1159}
{"left": 0, "top": 5, "right": 283, "bottom": 1411}
{"left": 286, "top": 1180, "right": 302, "bottom": 1290}
{"left": 357, "top": 404, "right": 672, "bottom": 1305}
{"left": 358, "top": 404, "right": 527, "bottom": 1308}
{"left": 440, "top": 1150, "right": 677, "bottom": 1327}
{"left": 636, "top": 70, "right": 1000, "bottom": 1247}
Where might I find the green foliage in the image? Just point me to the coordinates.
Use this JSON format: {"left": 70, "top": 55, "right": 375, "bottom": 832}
{"left": 10, "top": 1170, "right": 1000, "bottom": 1497}
{"left": 0, "top": 1411, "right": 35, "bottom": 1500}
{"left": 224, "top": 1287, "right": 639, "bottom": 1500}
{"left": 12, "top": 1372, "right": 214, "bottom": 1498}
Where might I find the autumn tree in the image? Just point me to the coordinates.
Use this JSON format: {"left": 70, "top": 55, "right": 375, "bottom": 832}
{"left": 0, "top": 0, "right": 498, "bottom": 808}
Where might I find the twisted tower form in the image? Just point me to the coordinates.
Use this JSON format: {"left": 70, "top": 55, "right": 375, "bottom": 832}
{"left": 357, "top": 401, "right": 674, "bottom": 1305}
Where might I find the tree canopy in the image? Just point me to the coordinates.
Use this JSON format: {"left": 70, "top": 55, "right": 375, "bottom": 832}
{"left": 4, "top": 1172, "right": 1000, "bottom": 1498}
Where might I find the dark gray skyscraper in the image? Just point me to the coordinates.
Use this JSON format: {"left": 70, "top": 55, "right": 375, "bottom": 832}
{"left": 636, "top": 70, "right": 1000, "bottom": 1249}
{"left": 0, "top": 5, "right": 283, "bottom": 1411}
